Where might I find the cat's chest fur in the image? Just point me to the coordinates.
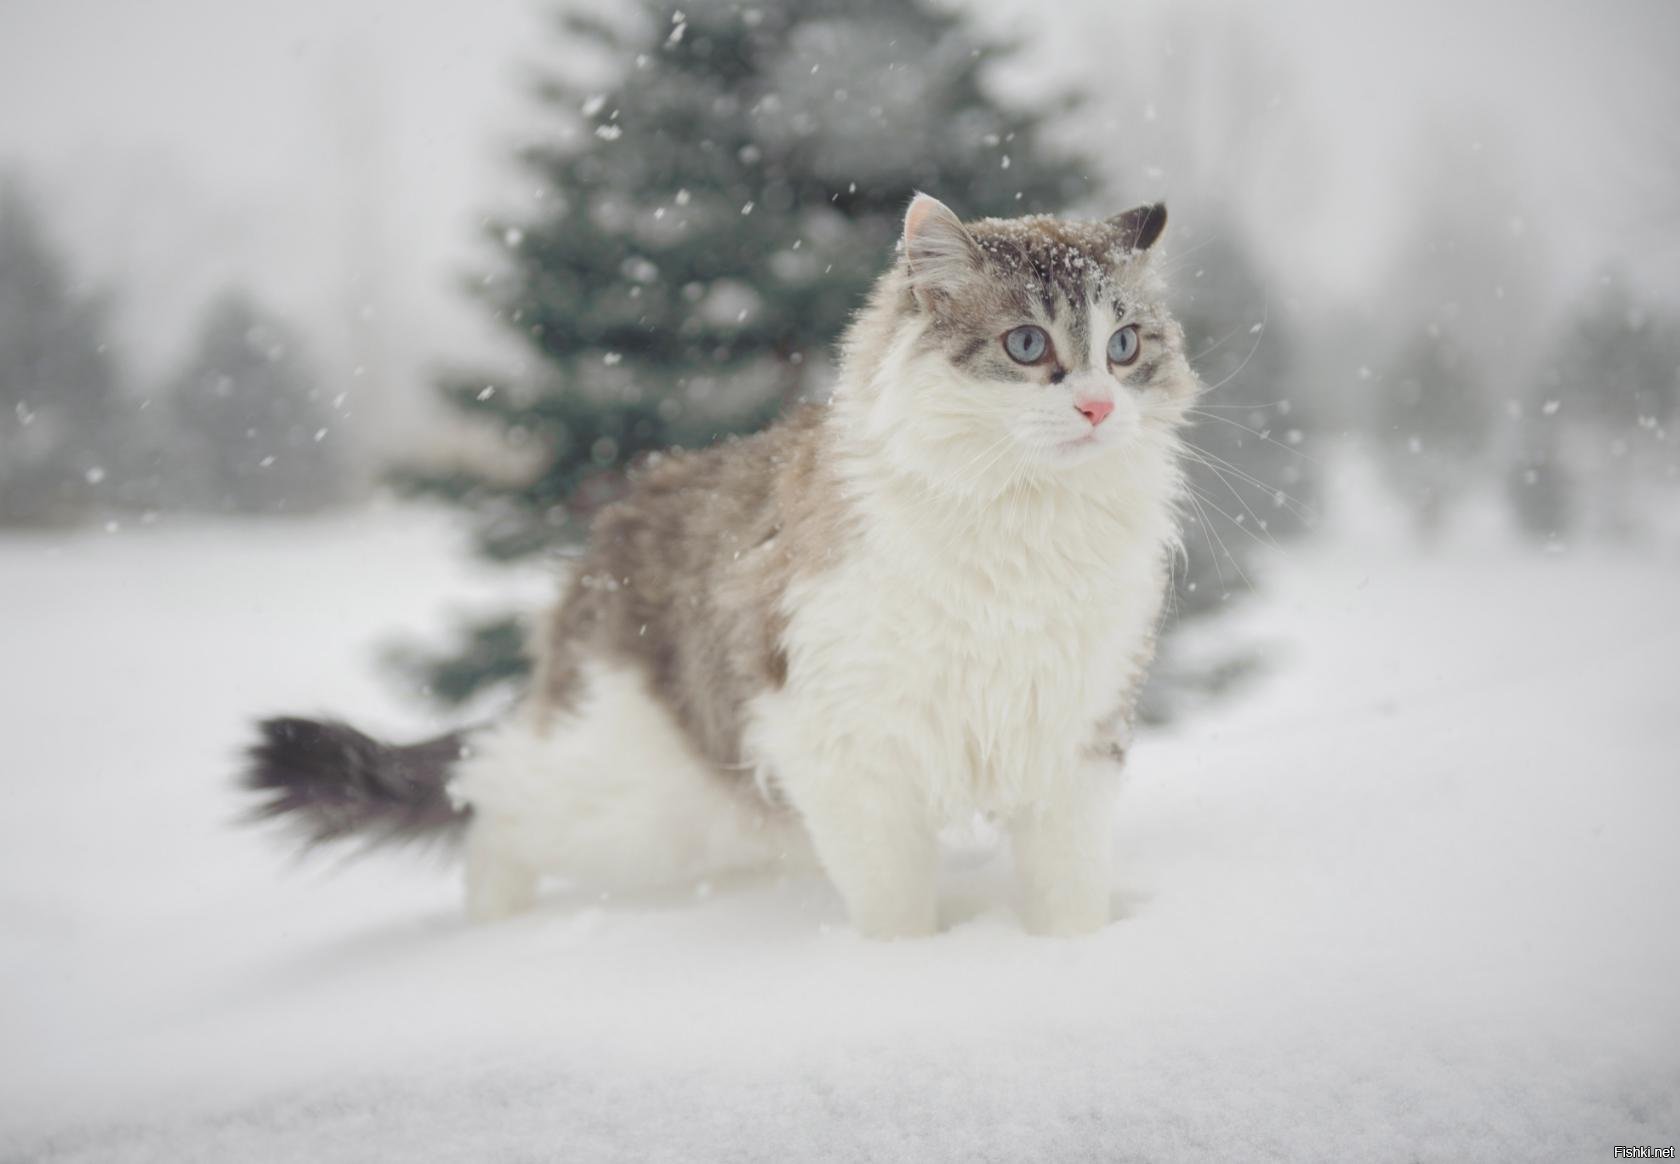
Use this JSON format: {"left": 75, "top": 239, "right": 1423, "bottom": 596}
{"left": 753, "top": 459, "right": 1173, "bottom": 817}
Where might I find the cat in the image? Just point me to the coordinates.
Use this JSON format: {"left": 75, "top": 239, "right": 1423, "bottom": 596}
{"left": 244, "top": 193, "right": 1195, "bottom": 938}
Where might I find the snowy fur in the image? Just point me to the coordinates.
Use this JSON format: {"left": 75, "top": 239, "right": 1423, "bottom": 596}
{"left": 452, "top": 660, "right": 809, "bottom": 919}
{"left": 450, "top": 195, "right": 1194, "bottom": 937}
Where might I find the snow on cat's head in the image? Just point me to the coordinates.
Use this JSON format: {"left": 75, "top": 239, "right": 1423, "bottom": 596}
{"left": 862, "top": 193, "right": 1196, "bottom": 496}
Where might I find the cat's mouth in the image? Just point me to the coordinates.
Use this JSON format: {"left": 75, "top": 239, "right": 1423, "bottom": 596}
{"left": 1048, "top": 427, "right": 1125, "bottom": 465}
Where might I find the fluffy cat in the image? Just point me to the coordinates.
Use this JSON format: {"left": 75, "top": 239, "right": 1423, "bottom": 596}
{"left": 245, "top": 194, "right": 1195, "bottom": 938}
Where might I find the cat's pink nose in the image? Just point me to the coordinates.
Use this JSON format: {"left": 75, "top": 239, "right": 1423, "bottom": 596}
{"left": 1076, "top": 399, "right": 1114, "bottom": 427}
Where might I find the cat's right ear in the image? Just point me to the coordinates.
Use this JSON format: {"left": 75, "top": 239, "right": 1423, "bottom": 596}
{"left": 903, "top": 193, "right": 981, "bottom": 305}
{"left": 1107, "top": 202, "right": 1168, "bottom": 254}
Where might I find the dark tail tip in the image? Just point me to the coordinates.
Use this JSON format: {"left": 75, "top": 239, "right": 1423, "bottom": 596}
{"left": 242, "top": 716, "right": 472, "bottom": 850}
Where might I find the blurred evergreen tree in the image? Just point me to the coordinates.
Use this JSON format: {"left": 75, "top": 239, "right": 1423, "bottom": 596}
{"left": 0, "top": 176, "right": 120, "bottom": 526}
{"left": 1504, "top": 421, "right": 1573, "bottom": 543}
{"left": 398, "top": 0, "right": 1089, "bottom": 707}
{"left": 1366, "top": 130, "right": 1539, "bottom": 540}
{"left": 1374, "top": 326, "right": 1493, "bottom": 539}
{"left": 166, "top": 291, "right": 349, "bottom": 515}
{"left": 1518, "top": 271, "right": 1680, "bottom": 539}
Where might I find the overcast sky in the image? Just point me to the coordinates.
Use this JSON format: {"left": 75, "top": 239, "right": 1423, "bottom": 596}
{"left": 1, "top": 0, "right": 1675, "bottom": 438}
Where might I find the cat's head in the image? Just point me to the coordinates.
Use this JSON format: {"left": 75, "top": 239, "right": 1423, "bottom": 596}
{"left": 854, "top": 194, "right": 1196, "bottom": 494}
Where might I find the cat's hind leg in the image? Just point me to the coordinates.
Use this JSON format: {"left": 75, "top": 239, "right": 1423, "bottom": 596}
{"left": 450, "top": 658, "right": 801, "bottom": 917}
{"left": 463, "top": 817, "right": 539, "bottom": 921}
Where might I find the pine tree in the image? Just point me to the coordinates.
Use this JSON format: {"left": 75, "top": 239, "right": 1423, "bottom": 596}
{"left": 1366, "top": 132, "right": 1537, "bottom": 539}
{"left": 0, "top": 176, "right": 120, "bottom": 526}
{"left": 1504, "top": 419, "right": 1573, "bottom": 543}
{"left": 399, "top": 0, "right": 1090, "bottom": 706}
{"left": 166, "top": 291, "right": 348, "bottom": 515}
{"left": 1374, "top": 325, "right": 1492, "bottom": 539}
{"left": 1521, "top": 271, "right": 1680, "bottom": 538}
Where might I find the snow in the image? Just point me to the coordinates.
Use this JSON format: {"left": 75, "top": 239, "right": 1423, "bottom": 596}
{"left": 2, "top": 505, "right": 1678, "bottom": 1161}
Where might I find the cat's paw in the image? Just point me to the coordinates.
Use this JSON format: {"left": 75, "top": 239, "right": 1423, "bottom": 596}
{"left": 848, "top": 895, "right": 939, "bottom": 940}
{"left": 463, "top": 834, "right": 539, "bottom": 922}
{"left": 1021, "top": 896, "right": 1110, "bottom": 937}
{"left": 465, "top": 891, "right": 537, "bottom": 923}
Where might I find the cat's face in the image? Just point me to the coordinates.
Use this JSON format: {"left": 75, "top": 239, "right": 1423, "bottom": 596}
{"left": 884, "top": 195, "right": 1195, "bottom": 490}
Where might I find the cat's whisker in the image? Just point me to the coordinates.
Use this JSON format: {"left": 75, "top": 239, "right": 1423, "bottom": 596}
{"left": 1187, "top": 320, "right": 1253, "bottom": 365}
{"left": 1193, "top": 297, "right": 1270, "bottom": 396}
{"left": 1177, "top": 479, "right": 1233, "bottom": 593}
{"left": 1155, "top": 232, "right": 1221, "bottom": 280}
{"left": 1179, "top": 450, "right": 1289, "bottom": 555}
{"left": 1182, "top": 481, "right": 1260, "bottom": 591}
{"left": 1189, "top": 398, "right": 1295, "bottom": 411}
{"left": 1186, "top": 407, "right": 1321, "bottom": 467}
{"left": 1181, "top": 440, "right": 1316, "bottom": 524}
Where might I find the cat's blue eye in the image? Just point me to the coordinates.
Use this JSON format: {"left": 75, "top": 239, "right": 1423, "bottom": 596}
{"left": 1003, "top": 325, "right": 1050, "bottom": 365}
{"left": 1107, "top": 325, "right": 1141, "bottom": 366}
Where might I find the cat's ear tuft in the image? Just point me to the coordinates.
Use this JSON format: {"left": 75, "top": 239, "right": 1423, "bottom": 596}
{"left": 903, "top": 193, "right": 981, "bottom": 302}
{"left": 1108, "top": 202, "right": 1168, "bottom": 254}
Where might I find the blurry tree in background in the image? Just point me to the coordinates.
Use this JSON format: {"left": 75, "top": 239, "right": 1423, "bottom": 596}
{"left": 1504, "top": 410, "right": 1573, "bottom": 543}
{"left": 1373, "top": 326, "right": 1492, "bottom": 538}
{"left": 1513, "top": 270, "right": 1680, "bottom": 540}
{"left": 398, "top": 0, "right": 1089, "bottom": 706}
{"left": 1367, "top": 133, "right": 1538, "bottom": 538}
{"left": 164, "top": 292, "right": 348, "bottom": 515}
{"left": 0, "top": 177, "right": 119, "bottom": 526}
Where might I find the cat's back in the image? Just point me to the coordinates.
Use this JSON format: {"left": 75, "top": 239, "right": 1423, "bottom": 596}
{"left": 537, "top": 400, "right": 847, "bottom": 767}
{"left": 588, "top": 399, "right": 834, "bottom": 569}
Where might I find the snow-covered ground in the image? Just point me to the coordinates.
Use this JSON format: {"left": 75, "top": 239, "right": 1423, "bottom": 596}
{"left": 2, "top": 503, "right": 1677, "bottom": 1161}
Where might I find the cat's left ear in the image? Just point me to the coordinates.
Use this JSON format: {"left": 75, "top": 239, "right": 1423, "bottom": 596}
{"left": 1107, "top": 202, "right": 1168, "bottom": 254}
{"left": 903, "top": 193, "right": 981, "bottom": 304}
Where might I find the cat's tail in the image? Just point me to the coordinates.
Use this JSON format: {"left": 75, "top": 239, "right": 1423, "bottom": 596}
{"left": 240, "top": 717, "right": 473, "bottom": 849}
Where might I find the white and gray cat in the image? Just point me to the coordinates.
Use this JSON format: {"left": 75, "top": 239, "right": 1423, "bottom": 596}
{"left": 245, "top": 194, "right": 1196, "bottom": 938}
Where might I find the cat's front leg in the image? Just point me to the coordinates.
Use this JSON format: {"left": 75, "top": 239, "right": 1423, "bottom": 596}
{"left": 463, "top": 816, "right": 539, "bottom": 922}
{"left": 783, "top": 767, "right": 939, "bottom": 939}
{"left": 1010, "top": 768, "right": 1118, "bottom": 936}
